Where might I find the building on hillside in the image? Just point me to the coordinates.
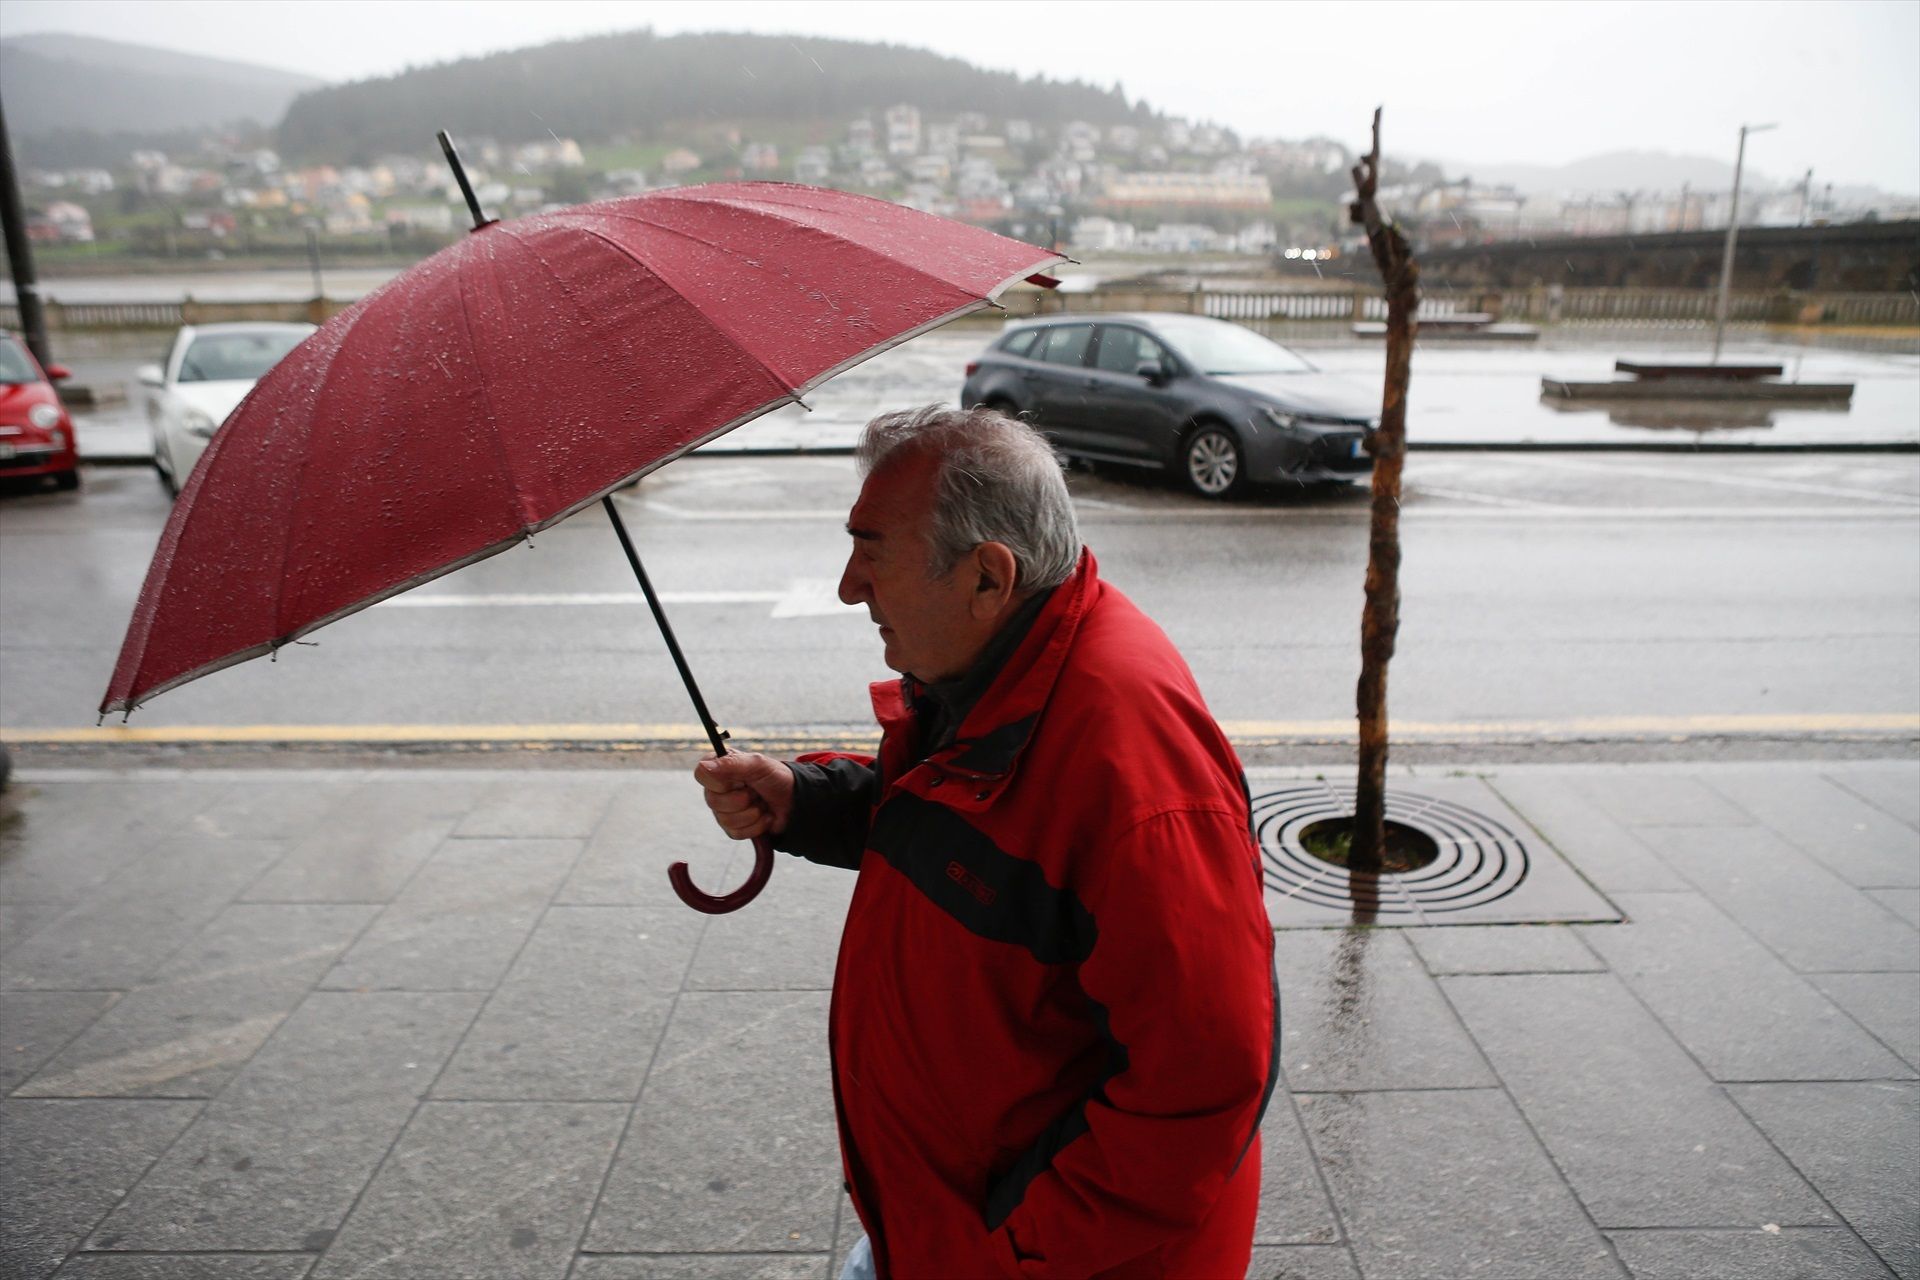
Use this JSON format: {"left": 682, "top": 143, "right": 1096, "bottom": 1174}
{"left": 794, "top": 147, "right": 833, "bottom": 184}
{"left": 33, "top": 201, "right": 94, "bottom": 243}
{"left": 1143, "top": 222, "right": 1228, "bottom": 252}
{"left": 386, "top": 204, "right": 455, "bottom": 232}
{"left": 742, "top": 143, "right": 781, "bottom": 173}
{"left": 926, "top": 122, "right": 961, "bottom": 158}
{"left": 886, "top": 104, "right": 922, "bottom": 157}
{"left": 847, "top": 117, "right": 876, "bottom": 155}
{"left": 660, "top": 148, "right": 703, "bottom": 175}
{"left": 909, "top": 154, "right": 951, "bottom": 185}
{"left": 1101, "top": 171, "right": 1272, "bottom": 209}
{"left": 1071, "top": 216, "right": 1137, "bottom": 251}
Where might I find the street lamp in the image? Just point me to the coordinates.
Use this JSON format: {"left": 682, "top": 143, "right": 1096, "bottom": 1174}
{"left": 1712, "top": 122, "right": 1777, "bottom": 362}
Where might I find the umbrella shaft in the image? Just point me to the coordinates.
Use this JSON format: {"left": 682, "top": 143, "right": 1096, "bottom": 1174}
{"left": 601, "top": 496, "right": 730, "bottom": 758}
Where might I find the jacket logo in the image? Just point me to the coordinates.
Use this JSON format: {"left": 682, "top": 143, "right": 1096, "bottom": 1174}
{"left": 946, "top": 860, "right": 997, "bottom": 905}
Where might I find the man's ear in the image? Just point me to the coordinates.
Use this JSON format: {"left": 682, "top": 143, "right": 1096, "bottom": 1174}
{"left": 969, "top": 542, "right": 1019, "bottom": 620}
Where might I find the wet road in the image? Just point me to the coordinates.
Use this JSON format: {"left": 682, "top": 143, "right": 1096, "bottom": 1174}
{"left": 3, "top": 452, "right": 1916, "bottom": 743}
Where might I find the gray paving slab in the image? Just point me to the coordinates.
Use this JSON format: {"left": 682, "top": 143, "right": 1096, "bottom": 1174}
{"left": 53, "top": 1257, "right": 318, "bottom": 1279}
{"left": 0, "top": 990, "right": 118, "bottom": 1093}
{"left": 1729, "top": 1082, "right": 1920, "bottom": 1280}
{"left": 0, "top": 780, "right": 228, "bottom": 906}
{"left": 1705, "top": 771, "right": 1920, "bottom": 889}
{"left": 1484, "top": 775, "right": 1691, "bottom": 894}
{"left": 433, "top": 906, "right": 701, "bottom": 1100}
{"left": 1244, "top": 1245, "right": 1363, "bottom": 1280}
{"left": 1638, "top": 826, "right": 1920, "bottom": 972}
{"left": 16, "top": 904, "right": 375, "bottom": 1098}
{"left": 1869, "top": 887, "right": 1920, "bottom": 929}
{"left": 1578, "top": 893, "right": 1914, "bottom": 1082}
{"left": 1564, "top": 773, "right": 1756, "bottom": 829}
{"left": 2, "top": 837, "right": 289, "bottom": 990}
{"left": 1253, "top": 1092, "right": 1341, "bottom": 1247}
{"left": 193, "top": 780, "right": 363, "bottom": 841}
{"left": 1830, "top": 765, "right": 1920, "bottom": 829}
{"left": 571, "top": 1256, "right": 830, "bottom": 1279}
{"left": 241, "top": 781, "right": 485, "bottom": 903}
{"left": 1808, "top": 972, "right": 1920, "bottom": 1069}
{"left": 0, "top": 1098, "right": 202, "bottom": 1280}
{"left": 88, "top": 990, "right": 482, "bottom": 1252}
{"left": 1606, "top": 1227, "right": 1896, "bottom": 1280}
{"left": 1443, "top": 973, "right": 1831, "bottom": 1229}
{"left": 455, "top": 778, "right": 622, "bottom": 839}
{"left": 1273, "top": 929, "right": 1496, "bottom": 1092}
{"left": 686, "top": 857, "right": 852, "bottom": 992}
{"left": 308, "top": 1101, "right": 625, "bottom": 1280}
{"left": 1403, "top": 923, "right": 1605, "bottom": 974}
{"left": 1297, "top": 1089, "right": 1622, "bottom": 1279}
{"left": 322, "top": 838, "right": 582, "bottom": 991}
{"left": 0, "top": 901, "right": 66, "bottom": 956}
{"left": 558, "top": 777, "right": 739, "bottom": 908}
{"left": 586, "top": 991, "right": 838, "bottom": 1255}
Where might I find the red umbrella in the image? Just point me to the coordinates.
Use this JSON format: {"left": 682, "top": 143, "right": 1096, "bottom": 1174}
{"left": 102, "top": 138, "right": 1063, "bottom": 912}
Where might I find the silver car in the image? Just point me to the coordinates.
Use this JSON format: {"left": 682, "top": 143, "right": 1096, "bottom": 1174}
{"left": 140, "top": 322, "right": 314, "bottom": 496}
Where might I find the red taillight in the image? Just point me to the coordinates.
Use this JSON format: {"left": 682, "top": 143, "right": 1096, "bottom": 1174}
{"left": 965, "top": 361, "right": 980, "bottom": 377}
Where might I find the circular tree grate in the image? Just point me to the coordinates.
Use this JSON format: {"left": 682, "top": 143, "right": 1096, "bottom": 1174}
{"left": 1254, "top": 783, "right": 1531, "bottom": 915}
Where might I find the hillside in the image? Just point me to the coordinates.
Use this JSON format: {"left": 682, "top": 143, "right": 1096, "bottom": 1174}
{"left": 275, "top": 29, "right": 1154, "bottom": 162}
{"left": 1430, "top": 149, "right": 1769, "bottom": 197}
{"left": 0, "top": 33, "right": 322, "bottom": 136}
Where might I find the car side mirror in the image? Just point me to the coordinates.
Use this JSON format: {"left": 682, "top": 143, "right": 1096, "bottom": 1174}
{"left": 137, "top": 364, "right": 165, "bottom": 388}
{"left": 1135, "top": 360, "right": 1169, "bottom": 385}
{"left": 44, "top": 363, "right": 72, "bottom": 382}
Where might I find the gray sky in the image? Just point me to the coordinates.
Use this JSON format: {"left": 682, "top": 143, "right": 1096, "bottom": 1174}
{"left": 3, "top": 0, "right": 1915, "bottom": 192}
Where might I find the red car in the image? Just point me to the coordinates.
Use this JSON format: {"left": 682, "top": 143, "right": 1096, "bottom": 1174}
{"left": 0, "top": 332, "right": 79, "bottom": 490}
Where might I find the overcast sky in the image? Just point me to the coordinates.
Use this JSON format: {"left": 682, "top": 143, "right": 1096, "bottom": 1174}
{"left": 3, "top": 0, "right": 1915, "bottom": 192}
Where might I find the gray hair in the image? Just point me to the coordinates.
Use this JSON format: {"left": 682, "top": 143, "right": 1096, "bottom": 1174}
{"left": 856, "top": 404, "right": 1080, "bottom": 592}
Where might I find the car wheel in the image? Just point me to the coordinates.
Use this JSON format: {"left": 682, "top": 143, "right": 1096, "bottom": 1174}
{"left": 1182, "top": 424, "right": 1246, "bottom": 499}
{"left": 52, "top": 469, "right": 80, "bottom": 492}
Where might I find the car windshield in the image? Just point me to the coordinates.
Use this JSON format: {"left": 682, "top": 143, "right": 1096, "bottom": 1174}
{"left": 1152, "top": 319, "right": 1316, "bottom": 375}
{"left": 179, "top": 330, "right": 309, "bottom": 383}
{"left": 0, "top": 338, "right": 39, "bottom": 385}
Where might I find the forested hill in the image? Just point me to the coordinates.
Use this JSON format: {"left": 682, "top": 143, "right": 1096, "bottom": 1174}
{"left": 277, "top": 29, "right": 1155, "bottom": 162}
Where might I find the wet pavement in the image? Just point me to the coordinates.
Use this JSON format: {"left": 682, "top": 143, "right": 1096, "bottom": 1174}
{"left": 58, "top": 327, "right": 1920, "bottom": 463}
{"left": 2, "top": 758, "right": 1915, "bottom": 1279}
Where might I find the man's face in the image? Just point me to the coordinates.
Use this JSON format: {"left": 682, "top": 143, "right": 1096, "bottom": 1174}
{"left": 838, "top": 449, "right": 983, "bottom": 682}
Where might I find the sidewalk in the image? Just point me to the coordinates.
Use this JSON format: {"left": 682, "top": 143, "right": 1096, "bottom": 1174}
{"left": 2, "top": 758, "right": 1915, "bottom": 1280}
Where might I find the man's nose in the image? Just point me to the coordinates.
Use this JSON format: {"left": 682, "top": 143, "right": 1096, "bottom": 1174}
{"left": 837, "top": 556, "right": 867, "bottom": 606}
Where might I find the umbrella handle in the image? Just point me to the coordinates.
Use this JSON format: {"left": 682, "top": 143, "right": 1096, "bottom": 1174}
{"left": 669, "top": 834, "right": 774, "bottom": 914}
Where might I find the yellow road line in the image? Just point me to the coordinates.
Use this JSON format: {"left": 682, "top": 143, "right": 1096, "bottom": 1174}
{"left": 6, "top": 713, "right": 1917, "bottom": 746}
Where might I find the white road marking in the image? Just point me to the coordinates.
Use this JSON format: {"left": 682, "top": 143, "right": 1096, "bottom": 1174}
{"left": 380, "top": 582, "right": 861, "bottom": 619}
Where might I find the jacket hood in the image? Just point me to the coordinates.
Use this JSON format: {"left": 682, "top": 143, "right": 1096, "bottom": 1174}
{"left": 1212, "top": 371, "right": 1377, "bottom": 421}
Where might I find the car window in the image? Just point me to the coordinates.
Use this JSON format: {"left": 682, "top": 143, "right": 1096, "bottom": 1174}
{"left": 1092, "top": 326, "right": 1165, "bottom": 374}
{"left": 178, "top": 330, "right": 310, "bottom": 383}
{"left": 1000, "top": 329, "right": 1040, "bottom": 358}
{"left": 0, "top": 338, "right": 39, "bottom": 385}
{"left": 1150, "top": 317, "right": 1316, "bottom": 375}
{"left": 1035, "top": 324, "right": 1093, "bottom": 367}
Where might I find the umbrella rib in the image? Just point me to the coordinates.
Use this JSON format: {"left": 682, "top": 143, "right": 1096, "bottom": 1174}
{"left": 449, "top": 240, "right": 542, "bottom": 533}
{"left": 590, "top": 200, "right": 986, "bottom": 306}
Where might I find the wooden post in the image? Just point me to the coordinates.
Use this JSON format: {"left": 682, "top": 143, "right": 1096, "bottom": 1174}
{"left": 1347, "top": 109, "right": 1420, "bottom": 875}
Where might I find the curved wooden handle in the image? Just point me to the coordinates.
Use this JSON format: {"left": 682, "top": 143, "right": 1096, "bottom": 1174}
{"left": 668, "top": 834, "right": 774, "bottom": 914}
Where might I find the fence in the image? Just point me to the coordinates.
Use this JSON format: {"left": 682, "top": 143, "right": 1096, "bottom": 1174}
{"left": 4, "top": 288, "right": 1914, "bottom": 333}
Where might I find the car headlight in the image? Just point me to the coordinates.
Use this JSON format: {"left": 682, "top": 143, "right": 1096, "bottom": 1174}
{"left": 183, "top": 409, "right": 218, "bottom": 439}
{"left": 1262, "top": 407, "right": 1298, "bottom": 430}
{"left": 27, "top": 403, "right": 61, "bottom": 429}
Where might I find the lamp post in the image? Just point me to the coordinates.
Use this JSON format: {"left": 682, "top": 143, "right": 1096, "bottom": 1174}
{"left": 1712, "top": 122, "right": 1776, "bottom": 362}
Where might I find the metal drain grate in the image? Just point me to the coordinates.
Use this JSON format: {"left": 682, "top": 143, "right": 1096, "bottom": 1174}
{"left": 1255, "top": 783, "right": 1532, "bottom": 916}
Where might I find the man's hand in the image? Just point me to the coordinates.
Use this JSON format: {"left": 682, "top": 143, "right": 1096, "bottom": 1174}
{"left": 694, "top": 752, "right": 796, "bottom": 841}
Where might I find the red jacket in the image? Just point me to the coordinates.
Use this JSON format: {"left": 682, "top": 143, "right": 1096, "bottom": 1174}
{"left": 797, "top": 551, "right": 1278, "bottom": 1279}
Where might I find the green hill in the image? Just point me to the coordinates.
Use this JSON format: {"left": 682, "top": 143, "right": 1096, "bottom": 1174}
{"left": 276, "top": 29, "right": 1154, "bottom": 163}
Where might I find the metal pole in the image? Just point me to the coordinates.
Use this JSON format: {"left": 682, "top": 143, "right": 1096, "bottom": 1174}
{"left": 305, "top": 224, "right": 324, "bottom": 300}
{"left": 0, "top": 92, "right": 52, "bottom": 369}
{"left": 436, "top": 130, "right": 493, "bottom": 232}
{"left": 1712, "top": 122, "right": 1775, "bottom": 363}
{"left": 600, "top": 495, "right": 731, "bottom": 758}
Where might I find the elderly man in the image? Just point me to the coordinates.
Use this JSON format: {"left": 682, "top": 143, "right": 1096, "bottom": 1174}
{"left": 696, "top": 406, "right": 1276, "bottom": 1279}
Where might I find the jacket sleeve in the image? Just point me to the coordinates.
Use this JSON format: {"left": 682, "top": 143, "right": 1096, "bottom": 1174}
{"left": 986, "top": 805, "right": 1278, "bottom": 1277}
{"left": 771, "top": 753, "right": 878, "bottom": 871}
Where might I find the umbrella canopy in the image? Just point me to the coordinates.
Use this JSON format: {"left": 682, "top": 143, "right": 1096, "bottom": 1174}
{"left": 101, "top": 183, "right": 1063, "bottom": 714}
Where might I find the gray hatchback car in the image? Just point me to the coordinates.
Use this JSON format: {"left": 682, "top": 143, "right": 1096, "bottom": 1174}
{"left": 961, "top": 312, "right": 1378, "bottom": 497}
